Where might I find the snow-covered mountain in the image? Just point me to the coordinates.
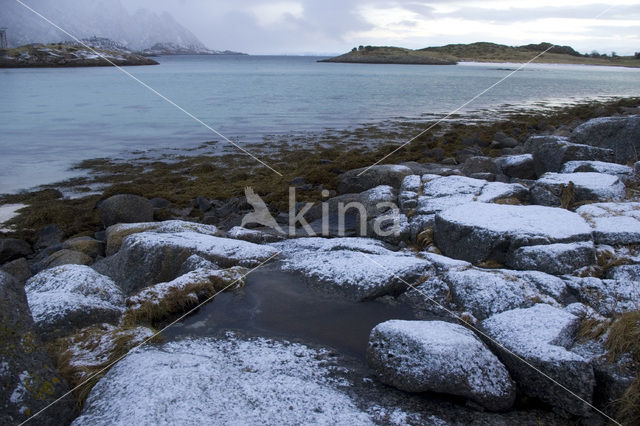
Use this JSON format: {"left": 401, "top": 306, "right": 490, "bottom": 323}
{"left": 2, "top": 0, "right": 212, "bottom": 52}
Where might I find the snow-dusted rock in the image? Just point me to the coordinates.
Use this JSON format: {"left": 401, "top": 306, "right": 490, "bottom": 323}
{"left": 367, "top": 320, "right": 515, "bottom": 411}
{"left": 506, "top": 242, "right": 595, "bottom": 275}
{"left": 227, "top": 226, "right": 284, "bottom": 244}
{"left": 272, "top": 237, "right": 431, "bottom": 301}
{"left": 416, "top": 176, "right": 528, "bottom": 215}
{"left": 402, "top": 267, "right": 567, "bottom": 321}
{"left": 481, "top": 304, "right": 594, "bottom": 416}
{"left": 531, "top": 172, "right": 626, "bottom": 206}
{"left": 338, "top": 164, "right": 412, "bottom": 194}
{"left": 461, "top": 156, "right": 500, "bottom": 177}
{"left": 576, "top": 202, "right": 640, "bottom": 245}
{"left": 561, "top": 161, "right": 635, "bottom": 182}
{"left": 524, "top": 135, "right": 615, "bottom": 175}
{"left": 570, "top": 115, "right": 640, "bottom": 164}
{"left": 531, "top": 172, "right": 625, "bottom": 207}
{"left": 400, "top": 174, "right": 422, "bottom": 193}
{"left": 0, "top": 271, "right": 75, "bottom": 425}
{"left": 564, "top": 276, "right": 640, "bottom": 316}
{"left": 496, "top": 154, "right": 536, "bottom": 179}
{"left": 73, "top": 337, "right": 374, "bottom": 425}
{"left": 434, "top": 202, "right": 592, "bottom": 264}
{"left": 105, "top": 220, "right": 220, "bottom": 256}
{"left": 94, "top": 232, "right": 278, "bottom": 294}
{"left": 356, "top": 186, "right": 411, "bottom": 244}
{"left": 606, "top": 264, "right": 640, "bottom": 281}
{"left": 25, "top": 265, "right": 124, "bottom": 338}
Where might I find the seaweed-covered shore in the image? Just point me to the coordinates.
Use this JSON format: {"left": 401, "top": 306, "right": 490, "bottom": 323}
{"left": 2, "top": 97, "right": 640, "bottom": 425}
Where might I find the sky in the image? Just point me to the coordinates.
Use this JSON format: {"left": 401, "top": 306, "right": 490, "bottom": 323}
{"left": 121, "top": 0, "right": 640, "bottom": 55}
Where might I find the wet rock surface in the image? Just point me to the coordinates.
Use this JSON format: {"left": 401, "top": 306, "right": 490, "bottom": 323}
{"left": 1, "top": 271, "right": 76, "bottom": 425}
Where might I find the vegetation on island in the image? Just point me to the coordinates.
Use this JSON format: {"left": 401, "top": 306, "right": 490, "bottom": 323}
{"left": 0, "top": 43, "right": 158, "bottom": 68}
{"left": 321, "top": 42, "right": 640, "bottom": 68}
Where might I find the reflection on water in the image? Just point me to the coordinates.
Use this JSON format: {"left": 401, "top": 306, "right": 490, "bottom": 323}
{"left": 163, "top": 267, "right": 415, "bottom": 359}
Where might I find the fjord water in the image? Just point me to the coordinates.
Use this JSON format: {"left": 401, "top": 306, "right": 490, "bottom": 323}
{"left": 1, "top": 55, "right": 639, "bottom": 193}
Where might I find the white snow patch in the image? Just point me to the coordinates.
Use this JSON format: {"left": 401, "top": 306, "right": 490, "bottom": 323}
{"left": 0, "top": 203, "right": 25, "bottom": 232}
{"left": 481, "top": 304, "right": 583, "bottom": 362}
{"left": 73, "top": 337, "right": 374, "bottom": 425}
{"left": 437, "top": 202, "right": 592, "bottom": 240}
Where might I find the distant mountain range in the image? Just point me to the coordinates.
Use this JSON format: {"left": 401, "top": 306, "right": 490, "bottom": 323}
{"left": 2, "top": 0, "right": 243, "bottom": 55}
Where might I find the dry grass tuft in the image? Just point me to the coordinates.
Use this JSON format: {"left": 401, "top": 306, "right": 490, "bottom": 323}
{"left": 48, "top": 324, "right": 160, "bottom": 409}
{"left": 123, "top": 267, "right": 247, "bottom": 325}
{"left": 605, "top": 311, "right": 640, "bottom": 425}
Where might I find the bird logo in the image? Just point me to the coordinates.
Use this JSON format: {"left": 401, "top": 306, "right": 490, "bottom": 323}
{"left": 241, "top": 187, "right": 284, "bottom": 233}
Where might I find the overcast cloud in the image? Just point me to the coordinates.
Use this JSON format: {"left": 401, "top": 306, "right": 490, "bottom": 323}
{"left": 122, "top": 0, "right": 640, "bottom": 55}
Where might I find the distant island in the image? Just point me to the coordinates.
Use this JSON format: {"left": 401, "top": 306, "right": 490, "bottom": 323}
{"left": 0, "top": 43, "right": 158, "bottom": 68}
{"left": 320, "top": 42, "right": 640, "bottom": 68}
{"left": 138, "top": 42, "right": 247, "bottom": 56}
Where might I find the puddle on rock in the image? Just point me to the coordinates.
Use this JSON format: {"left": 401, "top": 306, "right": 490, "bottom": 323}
{"left": 163, "top": 267, "right": 416, "bottom": 359}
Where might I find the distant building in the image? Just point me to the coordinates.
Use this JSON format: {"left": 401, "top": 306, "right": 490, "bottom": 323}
{"left": 0, "top": 28, "right": 7, "bottom": 49}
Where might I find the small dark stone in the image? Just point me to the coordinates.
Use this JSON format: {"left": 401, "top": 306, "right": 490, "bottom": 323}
{"left": 196, "top": 197, "right": 212, "bottom": 213}
{"left": 0, "top": 238, "right": 32, "bottom": 264}
{"left": 290, "top": 176, "right": 307, "bottom": 186}
{"left": 35, "top": 224, "right": 64, "bottom": 250}
{"left": 150, "top": 197, "right": 170, "bottom": 209}
{"left": 0, "top": 257, "right": 31, "bottom": 284}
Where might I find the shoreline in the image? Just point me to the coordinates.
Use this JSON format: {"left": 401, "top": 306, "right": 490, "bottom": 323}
{"left": 1, "top": 96, "right": 640, "bottom": 240}
{"left": 2, "top": 95, "right": 639, "bottom": 424}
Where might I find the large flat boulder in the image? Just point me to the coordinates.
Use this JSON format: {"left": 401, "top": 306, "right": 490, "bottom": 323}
{"left": 576, "top": 202, "right": 640, "bottom": 245}
{"left": 561, "top": 161, "right": 635, "bottom": 182}
{"left": 0, "top": 272, "right": 76, "bottom": 425}
{"left": 272, "top": 237, "right": 432, "bottom": 301}
{"left": 531, "top": 172, "right": 625, "bottom": 206}
{"left": 337, "top": 164, "right": 412, "bottom": 194}
{"left": 506, "top": 242, "right": 596, "bottom": 275}
{"left": 570, "top": 115, "right": 640, "bottom": 164}
{"left": 416, "top": 176, "right": 528, "bottom": 215}
{"left": 434, "top": 202, "right": 593, "bottom": 265}
{"left": 94, "top": 231, "right": 278, "bottom": 294}
{"left": 480, "top": 304, "right": 594, "bottom": 417}
{"left": 367, "top": 320, "right": 515, "bottom": 411}
{"left": 73, "top": 337, "right": 373, "bottom": 425}
{"left": 25, "top": 265, "right": 124, "bottom": 338}
{"left": 524, "top": 135, "right": 615, "bottom": 176}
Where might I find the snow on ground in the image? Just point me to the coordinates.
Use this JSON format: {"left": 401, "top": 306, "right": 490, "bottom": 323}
{"left": 73, "top": 336, "right": 374, "bottom": 425}
{"left": 0, "top": 204, "right": 25, "bottom": 232}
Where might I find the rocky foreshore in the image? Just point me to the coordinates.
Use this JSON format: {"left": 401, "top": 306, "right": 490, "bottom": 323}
{"left": 2, "top": 106, "right": 640, "bottom": 424}
{"left": 0, "top": 43, "right": 158, "bottom": 68}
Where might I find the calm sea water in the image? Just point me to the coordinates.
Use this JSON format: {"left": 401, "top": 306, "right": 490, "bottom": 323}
{"left": 1, "top": 55, "right": 639, "bottom": 193}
